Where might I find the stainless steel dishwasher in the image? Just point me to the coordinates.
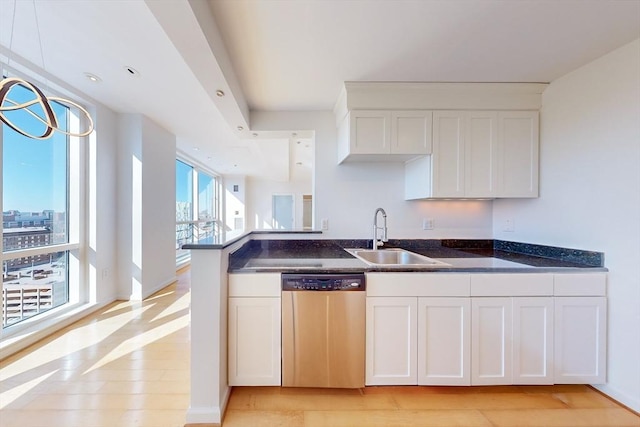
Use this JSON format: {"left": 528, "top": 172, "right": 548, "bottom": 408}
{"left": 281, "top": 273, "right": 365, "bottom": 388}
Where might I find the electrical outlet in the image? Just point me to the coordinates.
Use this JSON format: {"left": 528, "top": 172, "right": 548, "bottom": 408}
{"left": 422, "top": 218, "right": 435, "bottom": 230}
{"left": 504, "top": 219, "right": 515, "bottom": 232}
{"left": 102, "top": 268, "right": 109, "bottom": 278}
{"left": 321, "top": 219, "right": 329, "bottom": 230}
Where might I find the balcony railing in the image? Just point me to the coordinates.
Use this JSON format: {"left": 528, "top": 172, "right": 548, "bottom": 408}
{"left": 175, "top": 220, "right": 220, "bottom": 266}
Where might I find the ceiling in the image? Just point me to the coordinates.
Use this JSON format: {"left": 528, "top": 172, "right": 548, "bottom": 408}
{"left": 1, "top": 0, "right": 638, "bottom": 180}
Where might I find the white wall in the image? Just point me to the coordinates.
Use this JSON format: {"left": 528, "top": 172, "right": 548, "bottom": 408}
{"left": 223, "top": 175, "right": 246, "bottom": 234}
{"left": 117, "top": 114, "right": 177, "bottom": 300}
{"left": 246, "top": 177, "right": 312, "bottom": 230}
{"left": 251, "top": 111, "right": 493, "bottom": 240}
{"left": 89, "top": 103, "right": 119, "bottom": 304}
{"left": 141, "top": 116, "right": 177, "bottom": 298}
{"left": 493, "top": 39, "right": 640, "bottom": 411}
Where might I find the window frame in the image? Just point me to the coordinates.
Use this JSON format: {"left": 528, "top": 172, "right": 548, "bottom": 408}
{"left": 1, "top": 67, "right": 88, "bottom": 335}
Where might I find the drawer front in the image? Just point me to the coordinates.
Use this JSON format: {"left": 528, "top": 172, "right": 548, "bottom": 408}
{"left": 470, "top": 274, "right": 553, "bottom": 296}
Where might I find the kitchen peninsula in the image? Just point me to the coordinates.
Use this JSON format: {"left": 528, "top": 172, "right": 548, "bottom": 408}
{"left": 182, "top": 232, "right": 607, "bottom": 425}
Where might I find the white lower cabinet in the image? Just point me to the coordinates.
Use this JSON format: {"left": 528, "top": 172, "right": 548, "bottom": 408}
{"left": 228, "top": 297, "right": 281, "bottom": 386}
{"left": 417, "top": 297, "right": 471, "bottom": 385}
{"left": 471, "top": 297, "right": 513, "bottom": 385}
{"left": 512, "top": 297, "right": 554, "bottom": 384}
{"left": 471, "top": 296, "right": 554, "bottom": 385}
{"left": 366, "top": 297, "right": 417, "bottom": 385}
{"left": 554, "top": 297, "right": 607, "bottom": 384}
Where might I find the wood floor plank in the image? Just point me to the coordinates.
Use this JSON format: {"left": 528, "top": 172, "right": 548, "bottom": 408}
{"left": 303, "top": 409, "right": 493, "bottom": 427}
{"left": 482, "top": 408, "right": 640, "bottom": 427}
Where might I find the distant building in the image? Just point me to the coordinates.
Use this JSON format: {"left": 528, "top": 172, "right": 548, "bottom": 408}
{"left": 2, "top": 227, "right": 53, "bottom": 269}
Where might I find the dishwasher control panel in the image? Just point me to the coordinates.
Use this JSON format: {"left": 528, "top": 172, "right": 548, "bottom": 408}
{"left": 282, "top": 273, "right": 365, "bottom": 291}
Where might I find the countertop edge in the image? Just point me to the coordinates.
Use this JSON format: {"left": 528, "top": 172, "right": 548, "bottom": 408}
{"left": 182, "top": 230, "right": 322, "bottom": 250}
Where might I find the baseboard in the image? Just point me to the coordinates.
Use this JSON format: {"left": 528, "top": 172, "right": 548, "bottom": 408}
{"left": 592, "top": 384, "right": 640, "bottom": 414}
{"left": 140, "top": 275, "right": 177, "bottom": 300}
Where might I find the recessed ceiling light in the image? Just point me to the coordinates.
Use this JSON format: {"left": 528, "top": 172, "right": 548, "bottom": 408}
{"left": 84, "top": 72, "right": 101, "bottom": 83}
{"left": 237, "top": 126, "right": 244, "bottom": 131}
{"left": 193, "top": 147, "right": 200, "bottom": 151}
{"left": 124, "top": 66, "right": 140, "bottom": 77}
{"left": 207, "top": 156, "right": 212, "bottom": 160}
{"left": 216, "top": 90, "right": 225, "bottom": 97}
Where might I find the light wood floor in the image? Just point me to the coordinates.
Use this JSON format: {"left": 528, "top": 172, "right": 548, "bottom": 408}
{"left": 1, "top": 269, "right": 638, "bottom": 427}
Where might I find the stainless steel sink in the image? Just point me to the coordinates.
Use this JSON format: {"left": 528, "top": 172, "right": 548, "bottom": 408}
{"left": 345, "top": 248, "right": 451, "bottom": 267}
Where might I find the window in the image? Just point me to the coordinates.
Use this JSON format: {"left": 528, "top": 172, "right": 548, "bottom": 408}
{"left": 175, "top": 159, "right": 220, "bottom": 265}
{"left": 2, "top": 79, "right": 82, "bottom": 329}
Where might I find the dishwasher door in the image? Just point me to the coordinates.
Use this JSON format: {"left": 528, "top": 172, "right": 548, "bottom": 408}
{"left": 282, "top": 290, "right": 365, "bottom": 388}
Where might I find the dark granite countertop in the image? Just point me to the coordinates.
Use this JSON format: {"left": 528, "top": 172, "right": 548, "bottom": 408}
{"left": 228, "top": 239, "right": 607, "bottom": 274}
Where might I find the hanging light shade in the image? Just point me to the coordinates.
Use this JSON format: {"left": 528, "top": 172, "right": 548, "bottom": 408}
{"left": 0, "top": 76, "right": 94, "bottom": 139}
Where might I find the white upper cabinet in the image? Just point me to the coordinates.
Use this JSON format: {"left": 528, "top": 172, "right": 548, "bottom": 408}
{"left": 335, "top": 82, "right": 545, "bottom": 170}
{"left": 498, "top": 111, "right": 539, "bottom": 197}
{"left": 338, "top": 110, "right": 432, "bottom": 163}
{"left": 348, "top": 110, "right": 391, "bottom": 155}
{"left": 432, "top": 111, "right": 466, "bottom": 197}
{"left": 466, "top": 111, "right": 499, "bottom": 198}
{"left": 407, "top": 111, "right": 499, "bottom": 199}
{"left": 405, "top": 110, "right": 538, "bottom": 199}
{"left": 391, "top": 111, "right": 433, "bottom": 155}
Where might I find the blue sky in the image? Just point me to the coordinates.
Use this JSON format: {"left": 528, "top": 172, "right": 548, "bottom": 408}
{"left": 176, "top": 159, "right": 192, "bottom": 204}
{"left": 2, "top": 83, "right": 68, "bottom": 213}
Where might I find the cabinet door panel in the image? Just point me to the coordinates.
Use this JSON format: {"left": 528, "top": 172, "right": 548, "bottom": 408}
{"left": 554, "top": 297, "right": 606, "bottom": 384}
{"left": 498, "top": 111, "right": 539, "bottom": 197}
{"left": 418, "top": 297, "right": 470, "bottom": 385}
{"left": 513, "top": 297, "right": 553, "bottom": 384}
{"left": 228, "top": 297, "right": 281, "bottom": 386}
{"left": 465, "top": 111, "right": 498, "bottom": 198}
{"left": 366, "top": 297, "right": 417, "bottom": 385}
{"left": 391, "top": 111, "right": 432, "bottom": 155}
{"left": 351, "top": 110, "right": 391, "bottom": 154}
{"left": 432, "top": 111, "right": 465, "bottom": 197}
{"left": 472, "top": 297, "right": 512, "bottom": 385}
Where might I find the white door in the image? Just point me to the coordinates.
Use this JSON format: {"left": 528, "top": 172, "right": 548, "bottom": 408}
{"left": 272, "top": 194, "right": 294, "bottom": 230}
{"left": 512, "top": 297, "right": 554, "bottom": 384}
{"left": 366, "top": 297, "right": 417, "bottom": 385}
{"left": 472, "top": 297, "right": 512, "bottom": 385}
{"left": 465, "top": 111, "right": 498, "bottom": 198}
{"left": 497, "top": 111, "right": 539, "bottom": 197}
{"left": 228, "top": 297, "right": 281, "bottom": 386}
{"left": 432, "top": 111, "right": 465, "bottom": 197}
{"left": 554, "top": 297, "right": 607, "bottom": 384}
{"left": 391, "top": 110, "right": 432, "bottom": 155}
{"left": 417, "top": 297, "right": 470, "bottom": 385}
{"left": 350, "top": 110, "right": 391, "bottom": 154}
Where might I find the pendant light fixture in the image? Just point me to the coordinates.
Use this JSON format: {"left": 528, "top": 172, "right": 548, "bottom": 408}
{"left": 0, "top": 0, "right": 94, "bottom": 140}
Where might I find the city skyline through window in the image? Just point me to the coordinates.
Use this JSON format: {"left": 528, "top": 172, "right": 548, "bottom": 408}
{"left": 2, "top": 81, "right": 71, "bottom": 328}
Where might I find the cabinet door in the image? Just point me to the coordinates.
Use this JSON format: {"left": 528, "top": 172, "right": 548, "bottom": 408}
{"left": 228, "top": 297, "right": 281, "bottom": 386}
{"left": 391, "top": 111, "right": 432, "bottom": 155}
{"left": 350, "top": 110, "right": 391, "bottom": 155}
{"left": 498, "top": 111, "right": 539, "bottom": 197}
{"left": 513, "top": 297, "right": 554, "bottom": 384}
{"left": 554, "top": 297, "right": 606, "bottom": 384}
{"left": 471, "top": 297, "right": 512, "bottom": 385}
{"left": 417, "top": 297, "right": 470, "bottom": 385}
{"left": 366, "top": 297, "right": 417, "bottom": 385}
{"left": 432, "top": 111, "right": 465, "bottom": 197}
{"left": 465, "top": 111, "right": 498, "bottom": 198}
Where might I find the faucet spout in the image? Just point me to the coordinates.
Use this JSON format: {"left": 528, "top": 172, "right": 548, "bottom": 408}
{"left": 372, "top": 208, "right": 388, "bottom": 250}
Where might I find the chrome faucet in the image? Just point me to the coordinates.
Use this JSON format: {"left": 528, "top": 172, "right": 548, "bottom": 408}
{"left": 372, "top": 208, "right": 388, "bottom": 250}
